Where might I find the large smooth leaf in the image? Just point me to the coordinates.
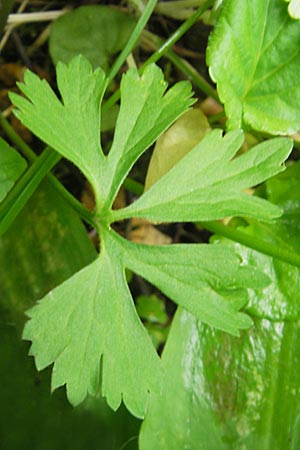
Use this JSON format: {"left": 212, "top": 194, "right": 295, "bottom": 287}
{"left": 207, "top": 0, "right": 300, "bottom": 134}
{"left": 0, "top": 137, "right": 27, "bottom": 203}
{"left": 112, "top": 130, "right": 292, "bottom": 223}
{"left": 139, "top": 308, "right": 227, "bottom": 450}
{"left": 140, "top": 309, "right": 300, "bottom": 449}
{"left": 49, "top": 5, "right": 136, "bottom": 72}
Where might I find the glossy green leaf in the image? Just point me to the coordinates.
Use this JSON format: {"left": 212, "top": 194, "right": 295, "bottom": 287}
{"left": 49, "top": 6, "right": 136, "bottom": 71}
{"left": 112, "top": 130, "right": 292, "bottom": 223}
{"left": 0, "top": 137, "right": 27, "bottom": 203}
{"left": 207, "top": 0, "right": 300, "bottom": 134}
{"left": 139, "top": 308, "right": 227, "bottom": 450}
{"left": 23, "top": 230, "right": 161, "bottom": 419}
{"left": 141, "top": 308, "right": 300, "bottom": 449}
{"left": 113, "top": 231, "right": 269, "bottom": 336}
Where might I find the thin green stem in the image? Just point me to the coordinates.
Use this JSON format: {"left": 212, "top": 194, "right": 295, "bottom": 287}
{"left": 48, "top": 174, "right": 96, "bottom": 227}
{"left": 0, "top": 113, "right": 35, "bottom": 161}
{"left": 0, "top": 147, "right": 59, "bottom": 235}
{"left": 106, "top": 0, "right": 158, "bottom": 84}
{"left": 123, "top": 177, "right": 144, "bottom": 196}
{"left": 164, "top": 48, "right": 219, "bottom": 102}
{"left": 102, "top": 0, "right": 214, "bottom": 113}
{"left": 140, "top": 0, "right": 214, "bottom": 69}
{"left": 199, "top": 220, "right": 300, "bottom": 269}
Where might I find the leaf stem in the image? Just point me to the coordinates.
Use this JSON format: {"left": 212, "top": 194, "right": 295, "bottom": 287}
{"left": 0, "top": 113, "right": 35, "bottom": 161}
{"left": 106, "top": 0, "right": 158, "bottom": 84}
{"left": 140, "top": 0, "right": 214, "bottom": 69}
{"left": 0, "top": 147, "right": 59, "bottom": 235}
{"left": 199, "top": 220, "right": 300, "bottom": 269}
{"left": 102, "top": 0, "right": 214, "bottom": 113}
{"left": 123, "top": 177, "right": 144, "bottom": 196}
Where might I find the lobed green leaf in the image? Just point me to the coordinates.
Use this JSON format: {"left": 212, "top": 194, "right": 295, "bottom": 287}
{"left": 112, "top": 230, "right": 269, "bottom": 336}
{"left": 23, "top": 234, "right": 161, "bottom": 419}
{"left": 207, "top": 0, "right": 300, "bottom": 134}
{"left": 9, "top": 56, "right": 107, "bottom": 193}
{"left": 112, "top": 130, "right": 292, "bottom": 223}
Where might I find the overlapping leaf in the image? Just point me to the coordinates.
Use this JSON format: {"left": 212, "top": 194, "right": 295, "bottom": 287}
{"left": 0, "top": 137, "right": 27, "bottom": 202}
{"left": 207, "top": 0, "right": 300, "bottom": 134}
{"left": 49, "top": 5, "right": 136, "bottom": 71}
{"left": 112, "top": 130, "right": 292, "bottom": 223}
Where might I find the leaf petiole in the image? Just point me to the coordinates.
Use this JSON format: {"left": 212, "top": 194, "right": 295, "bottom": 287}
{"left": 199, "top": 220, "right": 300, "bottom": 269}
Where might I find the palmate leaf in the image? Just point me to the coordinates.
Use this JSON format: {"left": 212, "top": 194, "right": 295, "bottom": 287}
{"left": 207, "top": 0, "right": 300, "bottom": 134}
{"left": 9, "top": 55, "right": 293, "bottom": 417}
{"left": 23, "top": 234, "right": 161, "bottom": 419}
{"left": 10, "top": 56, "right": 194, "bottom": 206}
{"left": 112, "top": 129, "right": 292, "bottom": 223}
{"left": 0, "top": 137, "right": 27, "bottom": 202}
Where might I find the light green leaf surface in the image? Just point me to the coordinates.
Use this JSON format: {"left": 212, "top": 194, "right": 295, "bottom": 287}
{"left": 23, "top": 232, "right": 161, "bottom": 419}
{"left": 112, "top": 130, "right": 292, "bottom": 223}
{"left": 140, "top": 166, "right": 300, "bottom": 448}
{"left": 49, "top": 5, "right": 136, "bottom": 71}
{"left": 113, "top": 231, "right": 269, "bottom": 336}
{"left": 10, "top": 57, "right": 194, "bottom": 209}
{"left": 207, "top": 0, "right": 300, "bottom": 134}
{"left": 9, "top": 56, "right": 107, "bottom": 191}
{"left": 0, "top": 137, "right": 27, "bottom": 202}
